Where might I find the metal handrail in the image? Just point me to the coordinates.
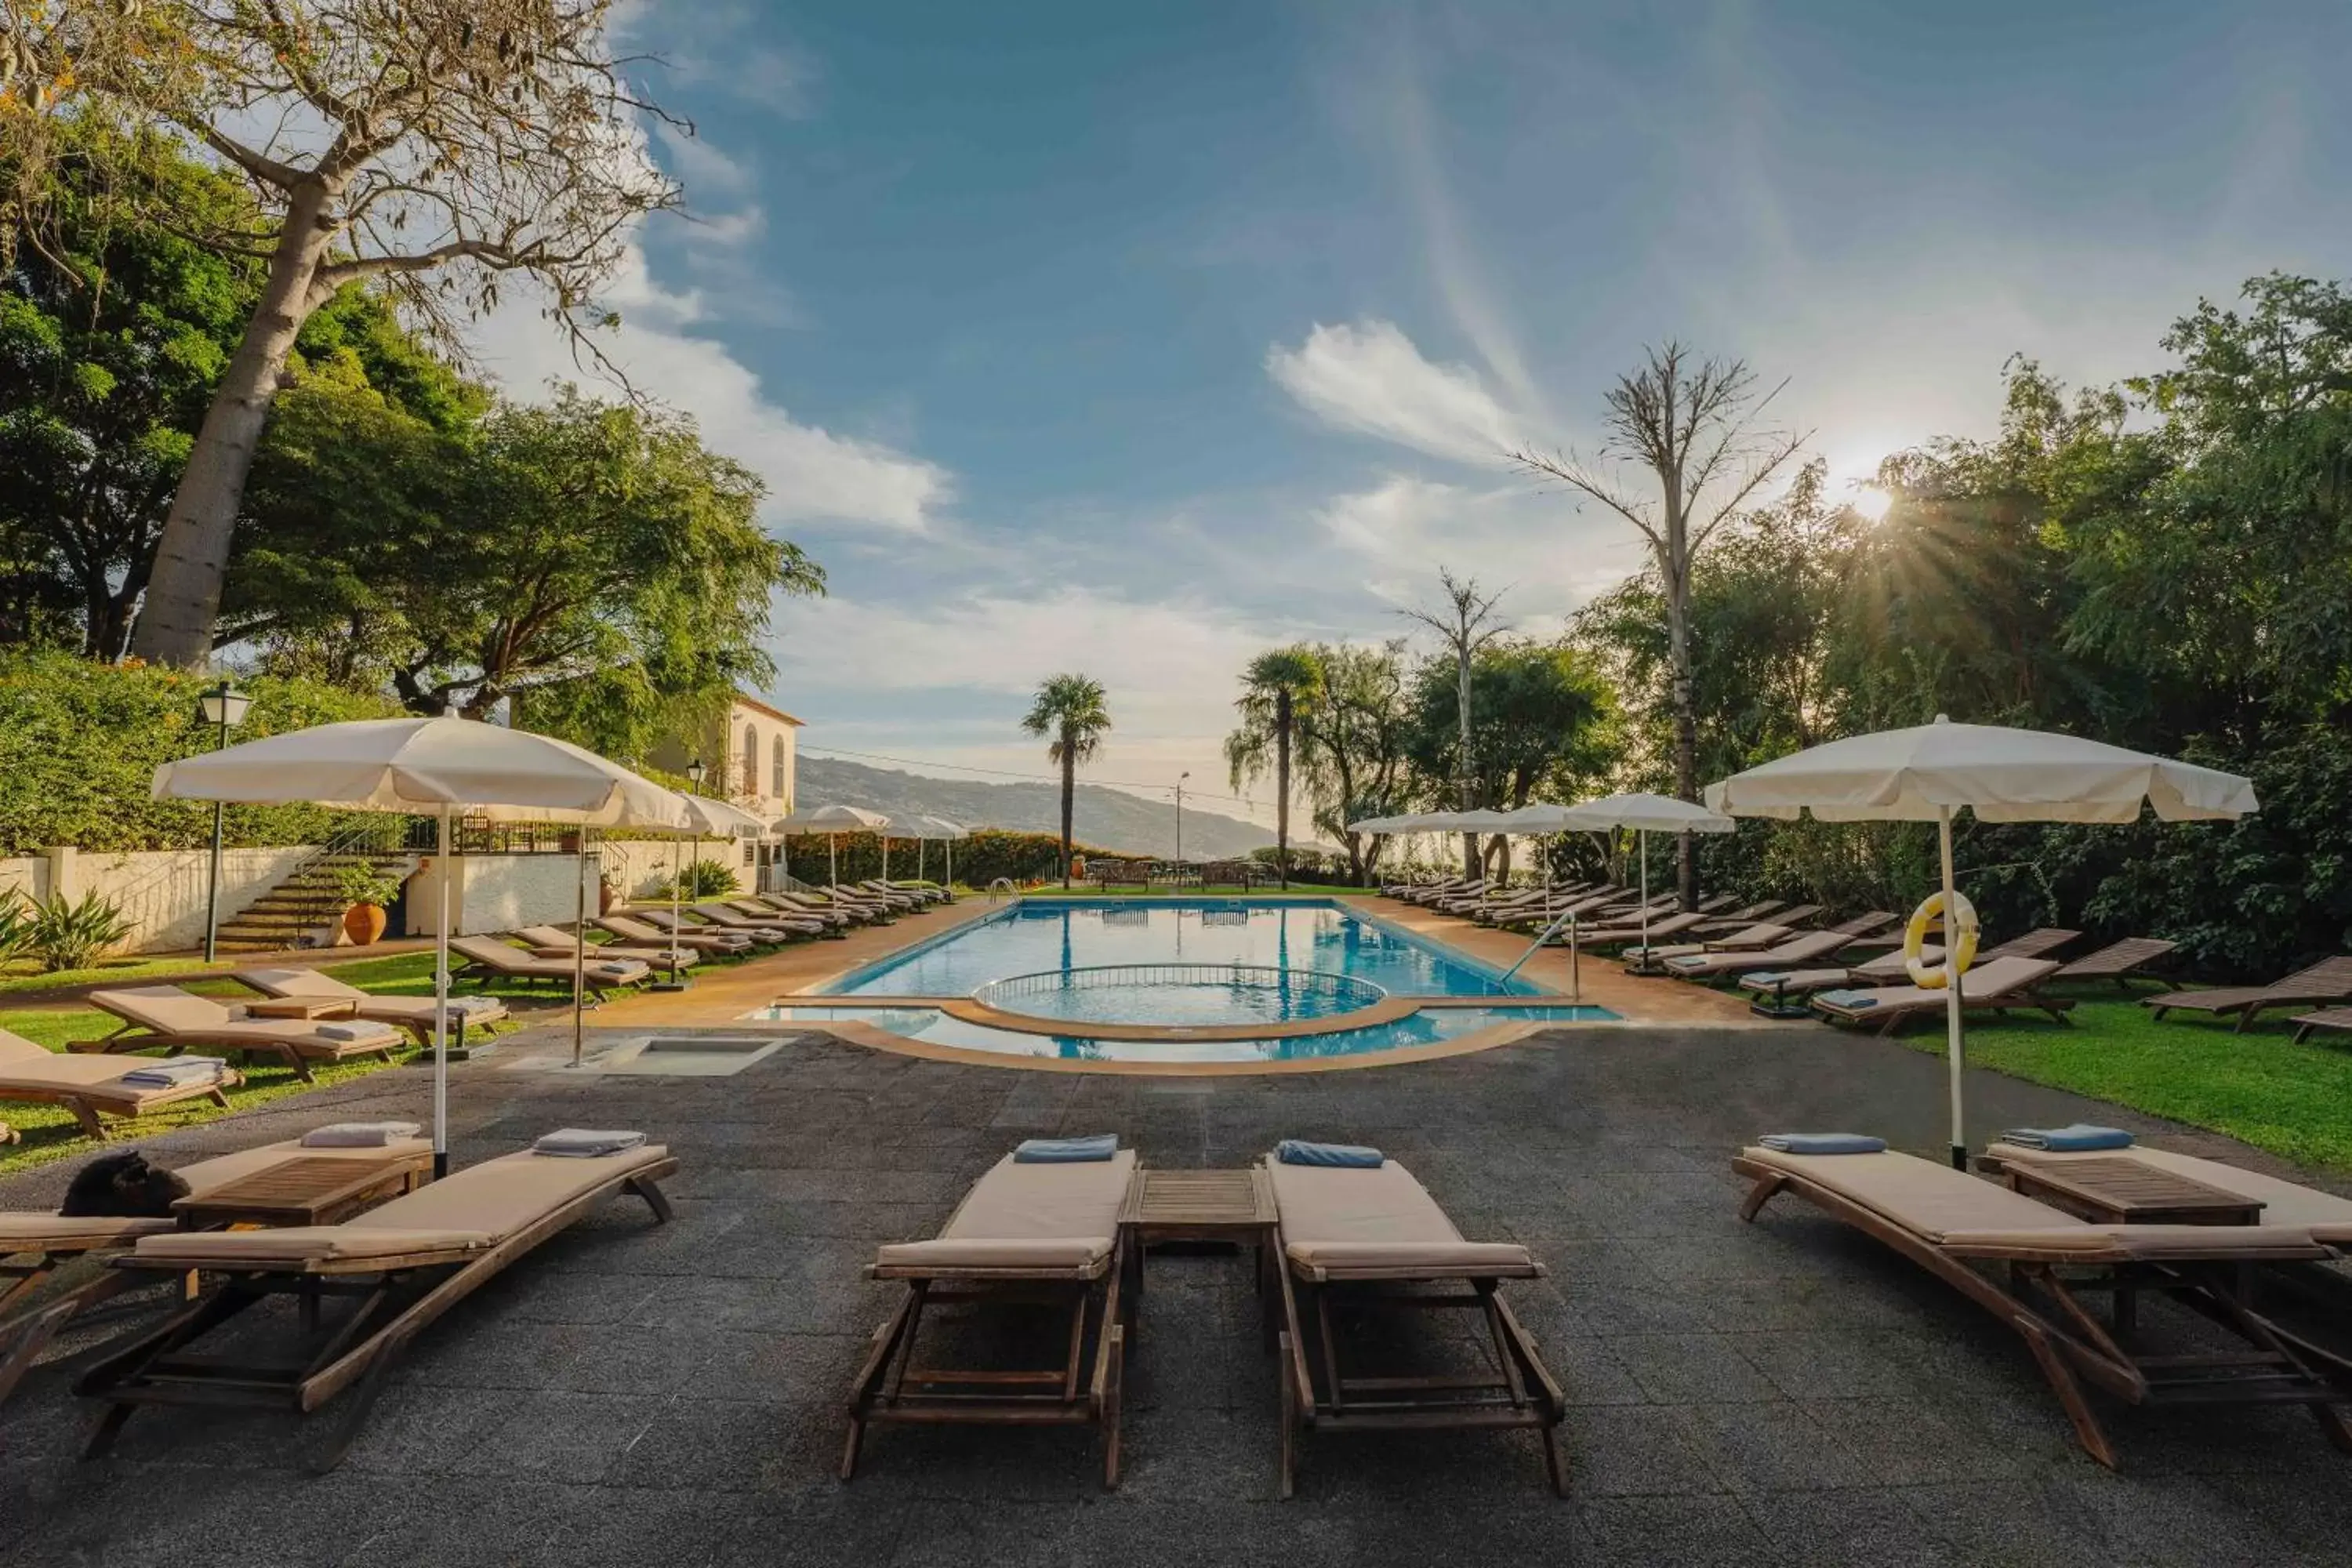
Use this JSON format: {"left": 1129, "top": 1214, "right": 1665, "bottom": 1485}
{"left": 972, "top": 963, "right": 1386, "bottom": 1011}
{"left": 1500, "top": 909, "right": 1579, "bottom": 1001}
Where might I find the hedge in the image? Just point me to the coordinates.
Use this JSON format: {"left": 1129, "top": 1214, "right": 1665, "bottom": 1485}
{"left": 777, "top": 829, "right": 1109, "bottom": 887}
{"left": 0, "top": 650, "right": 401, "bottom": 856}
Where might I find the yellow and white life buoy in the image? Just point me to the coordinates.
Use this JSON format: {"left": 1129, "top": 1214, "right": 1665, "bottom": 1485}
{"left": 1903, "top": 890, "right": 1979, "bottom": 989}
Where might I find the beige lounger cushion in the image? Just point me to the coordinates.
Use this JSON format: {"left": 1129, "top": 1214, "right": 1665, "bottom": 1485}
{"left": 128, "top": 1143, "right": 670, "bottom": 1268}
{"left": 1740, "top": 1146, "right": 2328, "bottom": 1262}
{"left": 0, "top": 1025, "right": 232, "bottom": 1109}
{"left": 0, "top": 1214, "right": 179, "bottom": 1249}
{"left": 89, "top": 987, "right": 404, "bottom": 1052}
{"left": 1995, "top": 1145, "right": 2352, "bottom": 1246}
{"left": 1270, "top": 1157, "right": 1536, "bottom": 1275}
{"left": 1816, "top": 956, "right": 2061, "bottom": 1014}
{"left": 874, "top": 1149, "right": 1136, "bottom": 1272}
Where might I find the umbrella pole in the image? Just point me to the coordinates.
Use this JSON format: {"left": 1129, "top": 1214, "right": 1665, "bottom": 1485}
{"left": 572, "top": 835, "right": 588, "bottom": 1069}
{"left": 433, "top": 804, "right": 452, "bottom": 1181}
{"left": 946, "top": 838, "right": 953, "bottom": 891}
{"left": 1638, "top": 829, "right": 1650, "bottom": 960}
{"left": 653, "top": 835, "right": 685, "bottom": 992}
{"left": 882, "top": 835, "right": 889, "bottom": 884}
{"left": 829, "top": 834, "right": 838, "bottom": 890}
{"left": 1939, "top": 805, "right": 1966, "bottom": 1170}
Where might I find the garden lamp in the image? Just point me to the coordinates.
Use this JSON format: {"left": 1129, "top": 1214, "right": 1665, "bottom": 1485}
{"left": 195, "top": 682, "right": 252, "bottom": 962}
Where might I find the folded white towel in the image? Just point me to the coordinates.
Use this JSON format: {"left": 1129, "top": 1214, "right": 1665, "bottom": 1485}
{"left": 447, "top": 996, "right": 503, "bottom": 1017}
{"left": 314, "top": 1022, "right": 398, "bottom": 1044}
{"left": 120, "top": 1056, "right": 228, "bottom": 1088}
{"left": 533, "top": 1127, "right": 647, "bottom": 1158}
{"left": 589, "top": 961, "right": 642, "bottom": 978}
{"left": 302, "top": 1121, "right": 423, "bottom": 1148}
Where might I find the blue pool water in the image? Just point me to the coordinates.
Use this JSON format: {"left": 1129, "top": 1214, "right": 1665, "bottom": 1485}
{"left": 820, "top": 898, "right": 1539, "bottom": 999}
{"left": 752, "top": 1004, "right": 1617, "bottom": 1065}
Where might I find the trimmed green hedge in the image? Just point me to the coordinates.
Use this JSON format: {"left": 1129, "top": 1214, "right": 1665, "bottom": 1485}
{"left": 0, "top": 651, "right": 400, "bottom": 855}
{"left": 778, "top": 828, "right": 1108, "bottom": 887}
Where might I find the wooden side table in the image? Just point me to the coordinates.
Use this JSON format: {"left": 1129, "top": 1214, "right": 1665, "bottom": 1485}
{"left": 172, "top": 1152, "right": 433, "bottom": 1231}
{"left": 1118, "top": 1167, "right": 1279, "bottom": 1338}
{"left": 239, "top": 997, "right": 361, "bottom": 1022}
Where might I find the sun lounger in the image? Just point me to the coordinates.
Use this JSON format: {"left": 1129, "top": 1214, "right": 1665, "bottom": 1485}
{"left": 723, "top": 898, "right": 829, "bottom": 934}
{"left": 1663, "top": 927, "right": 1856, "bottom": 981}
{"left": 2292, "top": 1007, "right": 2352, "bottom": 1047}
{"left": 78, "top": 987, "right": 406, "bottom": 1083}
{"left": 1407, "top": 877, "right": 1490, "bottom": 909}
{"left": 1265, "top": 1151, "right": 1564, "bottom": 1497}
{"left": 1978, "top": 1141, "right": 2352, "bottom": 1250}
{"left": 746, "top": 891, "right": 860, "bottom": 927}
{"left": 234, "top": 967, "right": 510, "bottom": 1049}
{"left": 448, "top": 937, "right": 649, "bottom": 1002}
{"left": 686, "top": 902, "right": 813, "bottom": 942}
{"left": 1578, "top": 910, "right": 1714, "bottom": 950}
{"left": 513, "top": 924, "right": 697, "bottom": 969}
{"left": 0, "top": 1025, "right": 241, "bottom": 1142}
{"left": 844, "top": 1146, "right": 1138, "bottom": 1487}
{"left": 2145, "top": 956, "right": 2352, "bottom": 1033}
{"left": 1734, "top": 1142, "right": 2352, "bottom": 1466}
{"left": 76, "top": 1138, "right": 676, "bottom": 1470}
{"left": 1810, "top": 956, "right": 2073, "bottom": 1034}
{"left": 1634, "top": 920, "right": 1797, "bottom": 962}
{"left": 1, "top": 1132, "right": 429, "bottom": 1406}
{"left": 1733, "top": 927, "right": 2074, "bottom": 1004}
{"left": 1690, "top": 898, "right": 1785, "bottom": 931}
{"left": 2053, "top": 936, "right": 2180, "bottom": 989}
{"left": 597, "top": 913, "right": 753, "bottom": 955}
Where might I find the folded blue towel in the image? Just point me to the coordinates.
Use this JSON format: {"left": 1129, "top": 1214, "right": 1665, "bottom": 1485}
{"left": 1014, "top": 1134, "right": 1119, "bottom": 1163}
{"left": 1759, "top": 1133, "right": 1887, "bottom": 1156}
{"left": 2001, "top": 1124, "right": 2134, "bottom": 1152}
{"left": 1276, "top": 1139, "right": 1385, "bottom": 1169}
{"left": 1815, "top": 989, "right": 1878, "bottom": 1009}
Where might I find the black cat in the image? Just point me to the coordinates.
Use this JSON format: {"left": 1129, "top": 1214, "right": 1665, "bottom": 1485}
{"left": 59, "top": 1150, "right": 192, "bottom": 1218}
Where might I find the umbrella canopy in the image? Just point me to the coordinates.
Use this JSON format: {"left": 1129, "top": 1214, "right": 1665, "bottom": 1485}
{"left": 1701, "top": 717, "right": 2256, "bottom": 824}
{"left": 1550, "top": 792, "right": 1737, "bottom": 836}
{"left": 1345, "top": 811, "right": 1438, "bottom": 835}
{"left": 647, "top": 793, "right": 771, "bottom": 980}
{"left": 1704, "top": 716, "right": 2257, "bottom": 1167}
{"left": 154, "top": 717, "right": 689, "bottom": 1177}
{"left": 902, "top": 815, "right": 970, "bottom": 840}
{"left": 772, "top": 803, "right": 891, "bottom": 889}
{"left": 153, "top": 717, "right": 689, "bottom": 825}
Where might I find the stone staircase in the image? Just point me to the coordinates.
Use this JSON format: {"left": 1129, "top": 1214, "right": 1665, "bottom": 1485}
{"left": 212, "top": 851, "right": 419, "bottom": 955}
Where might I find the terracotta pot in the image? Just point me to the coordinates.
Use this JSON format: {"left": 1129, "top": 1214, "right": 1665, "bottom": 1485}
{"left": 343, "top": 902, "right": 388, "bottom": 947}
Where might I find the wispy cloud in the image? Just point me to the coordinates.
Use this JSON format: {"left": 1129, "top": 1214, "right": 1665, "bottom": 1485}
{"left": 1267, "top": 319, "right": 1521, "bottom": 465}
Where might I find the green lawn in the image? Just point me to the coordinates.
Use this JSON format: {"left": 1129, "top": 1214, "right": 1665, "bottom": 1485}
{"left": 0, "top": 953, "right": 246, "bottom": 998}
{"left": 1886, "top": 985, "right": 2352, "bottom": 1171}
{"left": 0, "top": 937, "right": 742, "bottom": 1176}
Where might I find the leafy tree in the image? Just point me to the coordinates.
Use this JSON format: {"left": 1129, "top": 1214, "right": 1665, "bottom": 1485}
{"left": 11, "top": 0, "right": 684, "bottom": 666}
{"left": 1299, "top": 640, "right": 1414, "bottom": 884}
{"left": 230, "top": 388, "right": 822, "bottom": 747}
{"left": 1021, "top": 673, "right": 1112, "bottom": 888}
{"left": 1406, "top": 638, "right": 1617, "bottom": 880}
{"left": 1224, "top": 645, "right": 1323, "bottom": 887}
{"left": 1400, "top": 568, "right": 1508, "bottom": 877}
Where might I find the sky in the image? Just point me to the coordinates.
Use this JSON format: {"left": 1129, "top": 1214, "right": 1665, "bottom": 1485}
{"left": 469, "top": 0, "right": 2352, "bottom": 827}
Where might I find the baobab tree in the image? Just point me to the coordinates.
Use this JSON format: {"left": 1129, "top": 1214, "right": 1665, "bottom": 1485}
{"left": 1512, "top": 346, "right": 1806, "bottom": 906}
{"left": 3, "top": 0, "right": 683, "bottom": 666}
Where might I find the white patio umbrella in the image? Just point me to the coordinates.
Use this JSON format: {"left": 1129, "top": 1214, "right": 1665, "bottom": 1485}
{"left": 153, "top": 717, "right": 690, "bottom": 1177}
{"left": 650, "top": 793, "right": 770, "bottom": 985}
{"left": 1551, "top": 793, "right": 1737, "bottom": 956}
{"left": 773, "top": 803, "right": 890, "bottom": 890}
{"left": 1704, "top": 715, "right": 2256, "bottom": 1168}
{"left": 903, "top": 815, "right": 970, "bottom": 887}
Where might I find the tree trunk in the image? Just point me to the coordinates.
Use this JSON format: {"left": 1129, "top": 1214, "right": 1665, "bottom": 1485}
{"left": 1456, "top": 643, "right": 1477, "bottom": 878}
{"left": 1060, "top": 749, "right": 1075, "bottom": 888}
{"left": 1275, "top": 691, "right": 1291, "bottom": 890}
{"left": 129, "top": 181, "right": 339, "bottom": 666}
{"left": 1664, "top": 553, "right": 1700, "bottom": 911}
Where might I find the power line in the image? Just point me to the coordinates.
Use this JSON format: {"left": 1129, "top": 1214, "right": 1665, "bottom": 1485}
{"left": 797, "top": 742, "right": 1263, "bottom": 808}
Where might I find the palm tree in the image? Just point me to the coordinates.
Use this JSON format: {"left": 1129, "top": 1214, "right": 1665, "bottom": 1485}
{"left": 1225, "top": 646, "right": 1323, "bottom": 889}
{"left": 1022, "top": 673, "right": 1112, "bottom": 887}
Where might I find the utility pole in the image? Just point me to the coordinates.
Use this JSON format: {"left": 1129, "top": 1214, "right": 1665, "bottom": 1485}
{"left": 1173, "top": 771, "right": 1189, "bottom": 863}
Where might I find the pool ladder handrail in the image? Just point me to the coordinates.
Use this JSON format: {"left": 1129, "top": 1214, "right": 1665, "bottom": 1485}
{"left": 1499, "top": 907, "right": 1579, "bottom": 1001}
{"left": 987, "top": 877, "right": 1018, "bottom": 902}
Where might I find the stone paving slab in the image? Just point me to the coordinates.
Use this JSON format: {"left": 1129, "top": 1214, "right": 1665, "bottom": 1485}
{"left": 0, "top": 1022, "right": 2341, "bottom": 1566}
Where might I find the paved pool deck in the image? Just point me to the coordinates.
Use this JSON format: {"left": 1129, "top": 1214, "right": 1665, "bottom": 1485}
{"left": 2, "top": 1018, "right": 2344, "bottom": 1566}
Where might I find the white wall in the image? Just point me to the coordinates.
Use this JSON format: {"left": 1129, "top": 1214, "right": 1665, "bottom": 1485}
{"left": 402, "top": 853, "right": 600, "bottom": 938}
{"left": 0, "top": 845, "right": 314, "bottom": 954}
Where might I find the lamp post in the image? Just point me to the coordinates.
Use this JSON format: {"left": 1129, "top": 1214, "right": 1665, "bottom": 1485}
{"left": 195, "top": 682, "right": 252, "bottom": 962}
{"left": 1173, "top": 771, "right": 1189, "bottom": 866}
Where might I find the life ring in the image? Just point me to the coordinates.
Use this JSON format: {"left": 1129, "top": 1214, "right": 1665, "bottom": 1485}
{"left": 1904, "top": 891, "right": 1979, "bottom": 989}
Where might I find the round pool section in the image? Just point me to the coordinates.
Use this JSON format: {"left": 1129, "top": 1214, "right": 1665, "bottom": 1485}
{"left": 755, "top": 1004, "right": 1618, "bottom": 1065}
{"left": 968, "top": 964, "right": 1385, "bottom": 1029}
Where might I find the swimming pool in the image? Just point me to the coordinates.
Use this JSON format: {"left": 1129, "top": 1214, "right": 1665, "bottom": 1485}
{"left": 818, "top": 898, "right": 1539, "bottom": 999}
{"left": 755, "top": 898, "right": 1615, "bottom": 1066}
{"left": 751, "top": 1003, "right": 1617, "bottom": 1065}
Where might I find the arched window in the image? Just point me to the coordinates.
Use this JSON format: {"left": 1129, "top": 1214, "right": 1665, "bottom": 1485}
{"left": 771, "top": 735, "right": 787, "bottom": 799}
{"left": 741, "top": 723, "right": 759, "bottom": 797}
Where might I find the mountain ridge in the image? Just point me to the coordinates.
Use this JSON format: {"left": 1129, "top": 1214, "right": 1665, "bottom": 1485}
{"left": 792, "top": 754, "right": 1276, "bottom": 859}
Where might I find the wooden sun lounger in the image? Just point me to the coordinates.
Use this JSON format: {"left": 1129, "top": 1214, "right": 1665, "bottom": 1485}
{"left": 844, "top": 1149, "right": 1138, "bottom": 1488}
{"left": 2047, "top": 936, "right": 2179, "bottom": 989}
{"left": 1265, "top": 1154, "right": 1564, "bottom": 1499}
{"left": 1662, "top": 927, "right": 1854, "bottom": 981}
{"left": 747, "top": 892, "right": 859, "bottom": 927}
{"left": 234, "top": 967, "right": 510, "bottom": 1048}
{"left": 1730, "top": 927, "right": 2074, "bottom": 1006}
{"left": 514, "top": 924, "right": 697, "bottom": 969}
{"left": 1577, "top": 910, "right": 1714, "bottom": 950}
{"left": 448, "top": 937, "right": 649, "bottom": 1002}
{"left": 2292, "top": 1007, "right": 2352, "bottom": 1047}
{"left": 1811, "top": 956, "right": 2074, "bottom": 1035}
{"left": 727, "top": 898, "right": 829, "bottom": 932}
{"left": 78, "top": 987, "right": 407, "bottom": 1083}
{"left": 597, "top": 913, "right": 754, "bottom": 954}
{"left": 2, "top": 1134, "right": 428, "bottom": 1407}
{"left": 1976, "top": 1141, "right": 2352, "bottom": 1254}
{"left": 687, "top": 902, "right": 810, "bottom": 942}
{"left": 76, "top": 1142, "right": 677, "bottom": 1471}
{"left": 0, "top": 1025, "right": 241, "bottom": 1142}
{"left": 2145, "top": 956, "right": 2352, "bottom": 1033}
{"left": 1735, "top": 1143, "right": 2352, "bottom": 1468}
